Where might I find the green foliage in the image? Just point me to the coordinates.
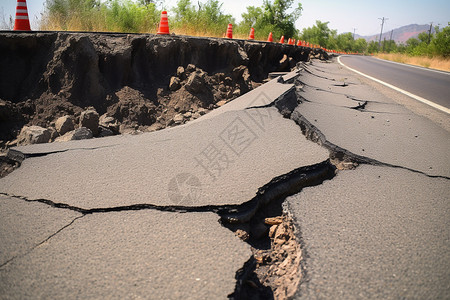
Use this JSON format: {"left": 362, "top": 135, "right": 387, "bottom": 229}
{"left": 367, "top": 41, "right": 379, "bottom": 53}
{"left": 353, "top": 38, "right": 368, "bottom": 53}
{"left": 432, "top": 26, "right": 450, "bottom": 57}
{"left": 376, "top": 25, "right": 450, "bottom": 58}
{"left": 106, "top": 0, "right": 160, "bottom": 32}
{"left": 43, "top": 0, "right": 160, "bottom": 32}
{"left": 335, "top": 32, "right": 353, "bottom": 52}
{"left": 300, "top": 20, "right": 335, "bottom": 48}
{"left": 237, "top": 0, "right": 303, "bottom": 40}
{"left": 41, "top": 0, "right": 450, "bottom": 60}
{"left": 171, "top": 0, "right": 234, "bottom": 36}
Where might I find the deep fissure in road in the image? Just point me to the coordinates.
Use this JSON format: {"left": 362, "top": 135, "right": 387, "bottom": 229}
{"left": 3, "top": 61, "right": 448, "bottom": 299}
{"left": 2, "top": 33, "right": 447, "bottom": 299}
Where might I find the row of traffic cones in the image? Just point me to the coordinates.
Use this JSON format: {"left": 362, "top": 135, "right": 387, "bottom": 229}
{"left": 159, "top": 14, "right": 351, "bottom": 54}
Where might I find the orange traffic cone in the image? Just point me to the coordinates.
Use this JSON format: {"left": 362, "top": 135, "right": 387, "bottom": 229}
{"left": 248, "top": 28, "right": 255, "bottom": 40}
{"left": 157, "top": 11, "right": 170, "bottom": 34}
{"left": 279, "top": 36, "right": 284, "bottom": 44}
{"left": 13, "top": 0, "right": 31, "bottom": 31}
{"left": 267, "top": 32, "right": 273, "bottom": 42}
{"left": 292, "top": 39, "right": 296, "bottom": 45}
{"left": 297, "top": 40, "right": 301, "bottom": 46}
{"left": 226, "top": 24, "right": 233, "bottom": 39}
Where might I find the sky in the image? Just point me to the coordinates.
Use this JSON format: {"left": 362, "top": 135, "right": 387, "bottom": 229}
{"left": 1, "top": 0, "right": 449, "bottom": 35}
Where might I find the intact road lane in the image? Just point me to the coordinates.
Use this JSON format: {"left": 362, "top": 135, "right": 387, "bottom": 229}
{"left": 339, "top": 55, "right": 450, "bottom": 110}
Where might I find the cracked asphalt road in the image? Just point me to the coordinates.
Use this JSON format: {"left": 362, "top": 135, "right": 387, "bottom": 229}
{"left": 0, "top": 71, "right": 329, "bottom": 299}
{"left": 289, "top": 59, "right": 450, "bottom": 299}
{"left": 0, "top": 77, "right": 328, "bottom": 210}
{"left": 1, "top": 60, "right": 449, "bottom": 299}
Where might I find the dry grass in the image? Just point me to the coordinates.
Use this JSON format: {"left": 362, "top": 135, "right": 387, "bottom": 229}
{"left": 375, "top": 53, "right": 450, "bottom": 72}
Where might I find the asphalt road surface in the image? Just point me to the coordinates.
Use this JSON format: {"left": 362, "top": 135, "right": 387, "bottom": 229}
{"left": 339, "top": 55, "right": 450, "bottom": 110}
{"left": 288, "top": 59, "right": 450, "bottom": 299}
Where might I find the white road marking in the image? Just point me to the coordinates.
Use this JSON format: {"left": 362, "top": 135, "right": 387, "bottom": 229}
{"left": 338, "top": 56, "right": 450, "bottom": 114}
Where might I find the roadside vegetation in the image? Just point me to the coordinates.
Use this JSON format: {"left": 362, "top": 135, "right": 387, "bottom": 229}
{"left": 374, "top": 53, "right": 450, "bottom": 72}
{"left": 39, "top": 0, "right": 302, "bottom": 39}
{"left": 372, "top": 25, "right": 450, "bottom": 71}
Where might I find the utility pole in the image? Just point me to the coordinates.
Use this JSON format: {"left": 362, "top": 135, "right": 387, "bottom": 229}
{"left": 353, "top": 28, "right": 356, "bottom": 39}
{"left": 378, "top": 17, "right": 388, "bottom": 50}
{"left": 428, "top": 22, "right": 433, "bottom": 44}
{"left": 389, "top": 30, "right": 394, "bottom": 52}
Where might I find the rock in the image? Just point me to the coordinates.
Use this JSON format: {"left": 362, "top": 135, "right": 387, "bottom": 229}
{"left": 99, "top": 114, "right": 115, "bottom": 126}
{"left": 146, "top": 122, "right": 165, "bottom": 132}
{"left": 17, "top": 126, "right": 51, "bottom": 146}
{"left": 269, "top": 225, "right": 278, "bottom": 238}
{"left": 273, "top": 224, "right": 290, "bottom": 244}
{"left": 6, "top": 139, "right": 18, "bottom": 147}
{"left": 265, "top": 216, "right": 283, "bottom": 225}
{"left": 98, "top": 126, "right": 114, "bottom": 137}
{"left": 48, "top": 127, "right": 59, "bottom": 141}
{"left": 235, "top": 229, "right": 250, "bottom": 241}
{"left": 191, "top": 112, "right": 201, "bottom": 119}
{"left": 214, "top": 73, "right": 225, "bottom": 82}
{"left": 232, "top": 89, "right": 241, "bottom": 97}
{"left": 232, "top": 65, "right": 251, "bottom": 82}
{"left": 216, "top": 100, "right": 227, "bottom": 107}
{"left": 55, "top": 127, "right": 93, "bottom": 142}
{"left": 173, "top": 113, "right": 184, "bottom": 124}
{"left": 55, "top": 115, "right": 74, "bottom": 135}
{"left": 224, "top": 77, "right": 233, "bottom": 86}
{"left": 278, "top": 54, "right": 290, "bottom": 71}
{"left": 169, "top": 76, "right": 181, "bottom": 91}
{"left": 99, "top": 114, "right": 120, "bottom": 133}
{"left": 80, "top": 109, "right": 99, "bottom": 135}
{"left": 198, "top": 108, "right": 207, "bottom": 115}
{"left": 176, "top": 66, "right": 185, "bottom": 78}
{"left": 183, "top": 111, "right": 192, "bottom": 118}
{"left": 185, "top": 71, "right": 206, "bottom": 94}
{"left": 186, "top": 64, "right": 196, "bottom": 73}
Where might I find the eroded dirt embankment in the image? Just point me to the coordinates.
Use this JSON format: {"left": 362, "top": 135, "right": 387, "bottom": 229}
{"left": 0, "top": 32, "right": 325, "bottom": 147}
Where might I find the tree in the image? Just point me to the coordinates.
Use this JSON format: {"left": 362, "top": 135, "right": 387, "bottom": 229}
{"left": 405, "top": 37, "right": 419, "bottom": 48}
{"left": 262, "top": 0, "right": 302, "bottom": 38}
{"left": 300, "top": 20, "right": 336, "bottom": 48}
{"left": 417, "top": 32, "right": 429, "bottom": 44}
{"left": 367, "top": 40, "right": 379, "bottom": 53}
{"left": 238, "top": 0, "right": 302, "bottom": 39}
{"left": 172, "top": 0, "right": 234, "bottom": 36}
{"left": 335, "top": 32, "right": 353, "bottom": 52}
{"left": 353, "top": 38, "right": 368, "bottom": 53}
{"left": 240, "top": 6, "right": 263, "bottom": 29}
{"left": 432, "top": 25, "right": 450, "bottom": 57}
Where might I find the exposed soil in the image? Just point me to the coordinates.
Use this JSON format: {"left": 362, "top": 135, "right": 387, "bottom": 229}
{"left": 0, "top": 32, "right": 326, "bottom": 148}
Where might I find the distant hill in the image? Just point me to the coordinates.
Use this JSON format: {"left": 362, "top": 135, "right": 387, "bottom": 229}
{"left": 353, "top": 24, "right": 436, "bottom": 44}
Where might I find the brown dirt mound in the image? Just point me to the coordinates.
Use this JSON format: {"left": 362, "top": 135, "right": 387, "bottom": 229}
{"left": 0, "top": 32, "right": 324, "bottom": 147}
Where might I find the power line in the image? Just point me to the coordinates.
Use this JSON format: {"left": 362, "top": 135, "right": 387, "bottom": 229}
{"left": 378, "top": 17, "right": 388, "bottom": 50}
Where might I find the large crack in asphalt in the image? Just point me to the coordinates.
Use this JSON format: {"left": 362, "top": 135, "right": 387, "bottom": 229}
{"left": 0, "top": 70, "right": 332, "bottom": 299}
{"left": 1, "top": 63, "right": 448, "bottom": 299}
